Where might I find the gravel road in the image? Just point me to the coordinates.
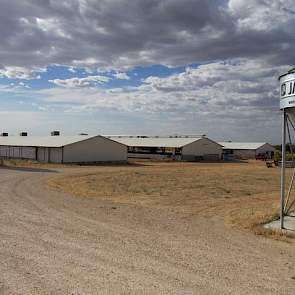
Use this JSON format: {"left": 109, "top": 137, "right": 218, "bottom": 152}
{"left": 0, "top": 166, "right": 295, "bottom": 294}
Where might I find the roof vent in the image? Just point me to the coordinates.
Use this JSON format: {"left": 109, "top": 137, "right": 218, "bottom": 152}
{"left": 1, "top": 132, "right": 8, "bottom": 137}
{"left": 51, "top": 131, "right": 60, "bottom": 136}
{"left": 19, "top": 132, "right": 28, "bottom": 136}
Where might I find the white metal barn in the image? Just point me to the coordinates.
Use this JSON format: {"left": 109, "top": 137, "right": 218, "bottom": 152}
{"left": 219, "top": 142, "right": 276, "bottom": 159}
{"left": 109, "top": 136, "right": 223, "bottom": 161}
{"left": 0, "top": 135, "right": 127, "bottom": 163}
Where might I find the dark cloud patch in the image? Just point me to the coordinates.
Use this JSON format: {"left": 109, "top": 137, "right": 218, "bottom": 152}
{"left": 0, "top": 0, "right": 293, "bottom": 71}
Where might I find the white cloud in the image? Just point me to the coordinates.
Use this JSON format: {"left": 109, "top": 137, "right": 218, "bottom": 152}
{"left": 0, "top": 66, "right": 45, "bottom": 80}
{"left": 40, "top": 59, "right": 287, "bottom": 116}
{"left": 0, "top": 58, "right": 285, "bottom": 141}
{"left": 228, "top": 0, "right": 295, "bottom": 31}
{"left": 0, "top": 82, "right": 31, "bottom": 92}
{"left": 36, "top": 17, "right": 71, "bottom": 39}
{"left": 49, "top": 75, "right": 111, "bottom": 88}
{"left": 113, "top": 72, "right": 130, "bottom": 80}
{"left": 68, "top": 67, "right": 77, "bottom": 73}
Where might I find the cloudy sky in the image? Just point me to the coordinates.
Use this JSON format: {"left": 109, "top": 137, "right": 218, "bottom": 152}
{"left": 0, "top": 0, "right": 294, "bottom": 142}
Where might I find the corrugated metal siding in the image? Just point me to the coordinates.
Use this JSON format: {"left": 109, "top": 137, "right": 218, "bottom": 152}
{"left": 182, "top": 138, "right": 222, "bottom": 160}
{"left": 0, "top": 135, "right": 126, "bottom": 163}
{"left": 37, "top": 147, "right": 49, "bottom": 162}
{"left": 63, "top": 136, "right": 127, "bottom": 163}
{"left": 0, "top": 146, "right": 36, "bottom": 159}
{"left": 255, "top": 144, "right": 276, "bottom": 155}
{"left": 49, "top": 148, "right": 63, "bottom": 163}
{"left": 0, "top": 146, "right": 8, "bottom": 157}
{"left": 233, "top": 150, "right": 256, "bottom": 159}
{"left": 223, "top": 144, "right": 275, "bottom": 159}
{"left": 11, "top": 147, "right": 21, "bottom": 158}
{"left": 127, "top": 153, "right": 181, "bottom": 160}
{"left": 21, "top": 147, "right": 36, "bottom": 159}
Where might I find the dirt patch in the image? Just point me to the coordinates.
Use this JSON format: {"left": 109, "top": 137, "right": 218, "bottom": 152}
{"left": 2, "top": 162, "right": 295, "bottom": 294}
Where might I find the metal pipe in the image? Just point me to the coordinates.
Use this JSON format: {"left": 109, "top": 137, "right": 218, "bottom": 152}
{"left": 286, "top": 115, "right": 294, "bottom": 158}
{"left": 280, "top": 110, "right": 287, "bottom": 229}
{"left": 284, "top": 169, "right": 295, "bottom": 213}
{"left": 284, "top": 115, "right": 295, "bottom": 213}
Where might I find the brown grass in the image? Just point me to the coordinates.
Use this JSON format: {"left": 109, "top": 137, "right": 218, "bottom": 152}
{"left": 0, "top": 158, "right": 68, "bottom": 168}
{"left": 48, "top": 160, "right": 295, "bottom": 239}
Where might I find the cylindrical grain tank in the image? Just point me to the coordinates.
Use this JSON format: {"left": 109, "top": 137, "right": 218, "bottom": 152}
{"left": 279, "top": 68, "right": 295, "bottom": 121}
{"left": 279, "top": 68, "right": 295, "bottom": 229}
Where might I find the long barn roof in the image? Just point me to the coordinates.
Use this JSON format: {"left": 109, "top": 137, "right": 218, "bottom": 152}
{"left": 0, "top": 135, "right": 105, "bottom": 147}
{"left": 219, "top": 142, "right": 274, "bottom": 150}
{"left": 108, "top": 136, "right": 213, "bottom": 148}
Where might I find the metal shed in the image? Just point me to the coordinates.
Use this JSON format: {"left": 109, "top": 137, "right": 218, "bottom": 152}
{"left": 219, "top": 142, "right": 275, "bottom": 159}
{"left": 0, "top": 135, "right": 127, "bottom": 163}
{"left": 109, "top": 135, "right": 223, "bottom": 161}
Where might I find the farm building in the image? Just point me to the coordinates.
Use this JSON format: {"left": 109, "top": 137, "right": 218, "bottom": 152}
{"left": 108, "top": 135, "right": 223, "bottom": 161}
{"left": 0, "top": 134, "right": 127, "bottom": 163}
{"left": 219, "top": 142, "right": 275, "bottom": 160}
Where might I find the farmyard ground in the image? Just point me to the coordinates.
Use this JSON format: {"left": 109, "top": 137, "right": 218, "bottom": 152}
{"left": 0, "top": 160, "right": 295, "bottom": 294}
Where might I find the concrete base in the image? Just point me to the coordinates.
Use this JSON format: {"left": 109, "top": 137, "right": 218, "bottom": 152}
{"left": 264, "top": 212, "right": 295, "bottom": 232}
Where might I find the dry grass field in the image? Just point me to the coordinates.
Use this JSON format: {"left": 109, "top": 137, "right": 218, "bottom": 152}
{"left": 48, "top": 160, "right": 294, "bottom": 237}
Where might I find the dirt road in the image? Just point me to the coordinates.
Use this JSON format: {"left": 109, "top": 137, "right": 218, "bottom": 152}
{"left": 0, "top": 166, "right": 295, "bottom": 294}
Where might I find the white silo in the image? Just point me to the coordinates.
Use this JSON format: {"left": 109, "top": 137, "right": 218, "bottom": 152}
{"left": 280, "top": 69, "right": 295, "bottom": 121}
{"left": 279, "top": 68, "right": 295, "bottom": 229}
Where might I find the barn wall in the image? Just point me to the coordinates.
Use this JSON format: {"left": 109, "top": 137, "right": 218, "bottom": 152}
{"left": 182, "top": 138, "right": 222, "bottom": 160}
{"left": 49, "top": 147, "right": 63, "bottom": 163}
{"left": 21, "top": 147, "right": 36, "bottom": 159}
{"left": 232, "top": 150, "right": 256, "bottom": 159}
{"left": 0, "top": 146, "right": 9, "bottom": 157}
{"left": 229, "top": 144, "right": 275, "bottom": 159}
{"left": 37, "top": 147, "right": 63, "bottom": 163}
{"left": 0, "top": 146, "right": 36, "bottom": 160}
{"left": 37, "top": 147, "right": 49, "bottom": 162}
{"left": 255, "top": 144, "right": 276, "bottom": 155}
{"left": 10, "top": 147, "right": 21, "bottom": 158}
{"left": 63, "top": 136, "right": 127, "bottom": 163}
{"left": 127, "top": 152, "right": 181, "bottom": 160}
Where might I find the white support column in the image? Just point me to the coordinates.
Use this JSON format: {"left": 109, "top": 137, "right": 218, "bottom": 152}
{"left": 280, "top": 110, "right": 287, "bottom": 229}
